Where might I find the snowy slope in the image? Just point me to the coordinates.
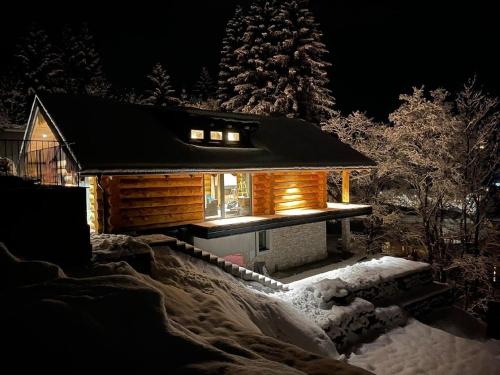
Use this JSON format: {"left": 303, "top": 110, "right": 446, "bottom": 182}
{"left": 0, "top": 241, "right": 369, "bottom": 375}
{"left": 349, "top": 319, "right": 500, "bottom": 375}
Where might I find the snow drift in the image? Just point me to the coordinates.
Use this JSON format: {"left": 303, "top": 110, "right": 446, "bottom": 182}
{"left": 349, "top": 319, "right": 500, "bottom": 375}
{"left": 0, "top": 241, "right": 369, "bottom": 375}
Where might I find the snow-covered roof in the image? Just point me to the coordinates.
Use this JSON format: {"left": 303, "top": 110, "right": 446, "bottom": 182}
{"left": 30, "top": 94, "right": 376, "bottom": 174}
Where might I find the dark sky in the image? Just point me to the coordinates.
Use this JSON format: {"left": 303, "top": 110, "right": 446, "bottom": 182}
{"left": 1, "top": 0, "right": 498, "bottom": 120}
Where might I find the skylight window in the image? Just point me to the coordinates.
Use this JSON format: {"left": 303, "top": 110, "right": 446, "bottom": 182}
{"left": 210, "top": 131, "right": 223, "bottom": 141}
{"left": 227, "top": 131, "right": 240, "bottom": 142}
{"left": 190, "top": 129, "right": 204, "bottom": 140}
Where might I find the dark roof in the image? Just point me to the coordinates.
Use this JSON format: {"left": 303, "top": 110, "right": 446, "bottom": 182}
{"left": 34, "top": 94, "right": 375, "bottom": 174}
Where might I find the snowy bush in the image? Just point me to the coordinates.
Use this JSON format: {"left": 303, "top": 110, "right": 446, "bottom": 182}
{"left": 0, "top": 157, "right": 16, "bottom": 176}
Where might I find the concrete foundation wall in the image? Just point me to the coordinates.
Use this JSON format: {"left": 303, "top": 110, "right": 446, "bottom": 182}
{"left": 194, "top": 221, "right": 327, "bottom": 272}
{"left": 193, "top": 232, "right": 256, "bottom": 261}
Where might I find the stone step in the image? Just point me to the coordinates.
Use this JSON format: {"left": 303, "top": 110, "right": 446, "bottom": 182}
{"left": 183, "top": 244, "right": 195, "bottom": 255}
{"left": 164, "top": 237, "right": 287, "bottom": 291}
{"left": 200, "top": 251, "right": 212, "bottom": 262}
{"left": 208, "top": 254, "right": 219, "bottom": 265}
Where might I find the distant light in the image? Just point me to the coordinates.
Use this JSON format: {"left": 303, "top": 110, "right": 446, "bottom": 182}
{"left": 42, "top": 133, "right": 48, "bottom": 138}
{"left": 227, "top": 131, "right": 240, "bottom": 142}
{"left": 479, "top": 144, "right": 485, "bottom": 149}
{"left": 495, "top": 182, "right": 500, "bottom": 188}
{"left": 190, "top": 129, "right": 204, "bottom": 140}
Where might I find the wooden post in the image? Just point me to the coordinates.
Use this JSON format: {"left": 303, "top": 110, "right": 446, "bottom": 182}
{"left": 342, "top": 169, "right": 350, "bottom": 203}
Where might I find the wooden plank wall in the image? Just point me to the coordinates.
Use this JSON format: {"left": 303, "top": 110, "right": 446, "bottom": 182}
{"left": 252, "top": 170, "right": 327, "bottom": 214}
{"left": 252, "top": 173, "right": 272, "bottom": 215}
{"left": 101, "top": 174, "right": 204, "bottom": 232}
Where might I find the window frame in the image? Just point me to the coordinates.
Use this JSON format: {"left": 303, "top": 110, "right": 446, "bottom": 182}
{"left": 257, "top": 230, "right": 270, "bottom": 252}
{"left": 190, "top": 129, "right": 205, "bottom": 140}
{"left": 203, "top": 173, "right": 252, "bottom": 220}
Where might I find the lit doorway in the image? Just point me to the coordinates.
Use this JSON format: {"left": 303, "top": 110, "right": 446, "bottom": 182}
{"left": 203, "top": 173, "right": 251, "bottom": 219}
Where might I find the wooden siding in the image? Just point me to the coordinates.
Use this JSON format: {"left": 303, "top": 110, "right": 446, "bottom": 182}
{"left": 252, "top": 173, "right": 272, "bottom": 215}
{"left": 102, "top": 174, "right": 204, "bottom": 232}
{"left": 252, "top": 171, "right": 327, "bottom": 214}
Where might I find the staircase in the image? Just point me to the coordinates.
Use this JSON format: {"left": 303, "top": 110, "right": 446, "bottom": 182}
{"left": 136, "top": 234, "right": 288, "bottom": 291}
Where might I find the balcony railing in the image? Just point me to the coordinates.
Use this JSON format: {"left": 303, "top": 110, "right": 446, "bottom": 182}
{"left": 0, "top": 139, "right": 79, "bottom": 186}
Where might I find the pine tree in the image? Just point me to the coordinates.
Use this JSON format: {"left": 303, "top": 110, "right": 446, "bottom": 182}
{"left": 217, "top": 5, "right": 245, "bottom": 105}
{"left": 62, "top": 23, "right": 110, "bottom": 97}
{"left": 192, "top": 67, "right": 216, "bottom": 102}
{"left": 142, "top": 63, "right": 177, "bottom": 106}
{"left": 219, "top": 0, "right": 335, "bottom": 122}
{"left": 1, "top": 27, "right": 64, "bottom": 126}
{"left": 269, "top": 0, "right": 335, "bottom": 122}
{"left": 14, "top": 27, "right": 65, "bottom": 96}
{"left": 0, "top": 75, "right": 29, "bottom": 126}
{"left": 221, "top": 0, "right": 277, "bottom": 114}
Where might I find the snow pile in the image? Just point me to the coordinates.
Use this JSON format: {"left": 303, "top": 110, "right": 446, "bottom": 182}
{"left": 273, "top": 257, "right": 428, "bottom": 350}
{"left": 281, "top": 282, "right": 407, "bottom": 350}
{"left": 0, "top": 241, "right": 369, "bottom": 374}
{"left": 349, "top": 319, "right": 500, "bottom": 375}
{"left": 313, "top": 277, "right": 351, "bottom": 306}
{"left": 289, "top": 256, "right": 430, "bottom": 293}
{"left": 90, "top": 233, "right": 153, "bottom": 262}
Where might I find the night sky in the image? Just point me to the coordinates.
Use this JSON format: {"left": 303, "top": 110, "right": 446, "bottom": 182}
{"left": 1, "top": 0, "right": 498, "bottom": 120}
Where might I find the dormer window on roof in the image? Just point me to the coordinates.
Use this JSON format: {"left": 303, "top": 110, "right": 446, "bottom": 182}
{"left": 190, "top": 129, "right": 204, "bottom": 140}
{"left": 210, "top": 131, "right": 223, "bottom": 141}
{"left": 227, "top": 131, "right": 240, "bottom": 142}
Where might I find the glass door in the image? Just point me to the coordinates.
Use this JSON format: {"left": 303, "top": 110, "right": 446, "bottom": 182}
{"left": 204, "top": 173, "right": 251, "bottom": 219}
{"left": 224, "top": 173, "right": 251, "bottom": 218}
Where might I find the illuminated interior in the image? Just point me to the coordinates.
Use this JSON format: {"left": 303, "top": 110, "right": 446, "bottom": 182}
{"left": 227, "top": 131, "right": 240, "bottom": 142}
{"left": 190, "top": 129, "right": 204, "bottom": 140}
{"left": 204, "top": 173, "right": 251, "bottom": 219}
{"left": 210, "top": 131, "right": 223, "bottom": 140}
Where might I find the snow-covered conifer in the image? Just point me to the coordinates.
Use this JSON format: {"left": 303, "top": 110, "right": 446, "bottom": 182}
{"left": 142, "top": 63, "right": 177, "bottom": 106}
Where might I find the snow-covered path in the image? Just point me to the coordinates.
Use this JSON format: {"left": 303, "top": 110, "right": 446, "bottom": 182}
{"left": 349, "top": 319, "right": 500, "bottom": 375}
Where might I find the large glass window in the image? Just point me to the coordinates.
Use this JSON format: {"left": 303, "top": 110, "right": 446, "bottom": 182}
{"left": 204, "top": 174, "right": 221, "bottom": 219}
{"left": 204, "top": 173, "right": 251, "bottom": 219}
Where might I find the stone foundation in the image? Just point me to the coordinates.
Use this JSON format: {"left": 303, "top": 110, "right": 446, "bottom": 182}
{"left": 194, "top": 221, "right": 328, "bottom": 272}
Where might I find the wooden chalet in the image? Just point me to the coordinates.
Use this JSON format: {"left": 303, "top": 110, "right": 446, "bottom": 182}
{"left": 20, "top": 94, "right": 375, "bottom": 271}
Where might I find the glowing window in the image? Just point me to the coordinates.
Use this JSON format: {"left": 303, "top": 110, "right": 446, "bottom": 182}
{"left": 227, "top": 131, "right": 240, "bottom": 142}
{"left": 210, "top": 131, "right": 223, "bottom": 141}
{"left": 190, "top": 129, "right": 204, "bottom": 140}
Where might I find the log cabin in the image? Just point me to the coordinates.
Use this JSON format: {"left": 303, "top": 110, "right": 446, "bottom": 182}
{"left": 20, "top": 94, "right": 375, "bottom": 271}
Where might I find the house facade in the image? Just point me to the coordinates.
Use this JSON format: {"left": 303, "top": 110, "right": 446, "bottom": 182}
{"left": 19, "top": 95, "right": 375, "bottom": 271}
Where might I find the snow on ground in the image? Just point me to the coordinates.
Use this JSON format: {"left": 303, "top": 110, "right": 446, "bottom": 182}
{"left": 90, "top": 233, "right": 153, "bottom": 261}
{"left": 0, "top": 241, "right": 370, "bottom": 375}
{"left": 288, "top": 256, "right": 430, "bottom": 292}
{"left": 271, "top": 257, "right": 428, "bottom": 349}
{"left": 349, "top": 319, "right": 500, "bottom": 375}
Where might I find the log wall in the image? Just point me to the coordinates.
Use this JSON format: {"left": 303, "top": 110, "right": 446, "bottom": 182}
{"left": 95, "top": 171, "right": 328, "bottom": 233}
{"left": 252, "top": 170, "right": 327, "bottom": 215}
{"left": 101, "top": 174, "right": 204, "bottom": 232}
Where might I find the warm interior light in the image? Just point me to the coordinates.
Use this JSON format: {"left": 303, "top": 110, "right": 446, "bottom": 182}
{"left": 42, "top": 133, "right": 48, "bottom": 138}
{"left": 210, "top": 131, "right": 223, "bottom": 141}
{"left": 190, "top": 129, "right": 204, "bottom": 140}
{"left": 285, "top": 188, "right": 300, "bottom": 194}
{"left": 227, "top": 131, "right": 240, "bottom": 142}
